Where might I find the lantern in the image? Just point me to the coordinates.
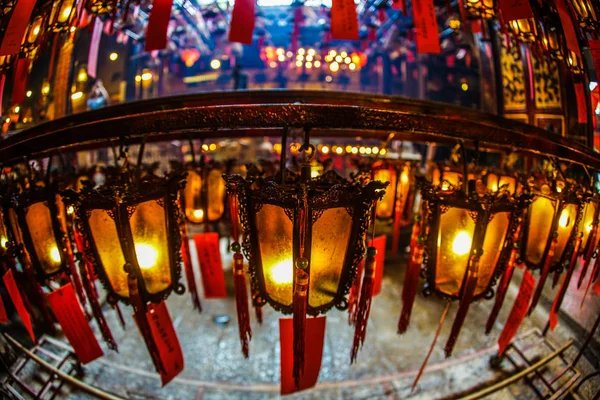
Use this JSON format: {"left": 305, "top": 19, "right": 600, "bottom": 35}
{"left": 482, "top": 170, "right": 518, "bottom": 195}
{"left": 566, "top": 50, "right": 585, "bottom": 75}
{"left": 65, "top": 174, "right": 185, "bottom": 304}
{"left": 430, "top": 163, "right": 476, "bottom": 191}
{"left": 508, "top": 18, "right": 538, "bottom": 43}
{"left": 538, "top": 14, "right": 566, "bottom": 60}
{"left": 576, "top": 192, "right": 600, "bottom": 287}
{"left": 465, "top": 0, "right": 496, "bottom": 19}
{"left": 569, "top": 0, "right": 600, "bottom": 31}
{"left": 47, "top": 0, "right": 78, "bottom": 33}
{"left": 371, "top": 160, "right": 414, "bottom": 222}
{"left": 181, "top": 159, "right": 226, "bottom": 225}
{"left": 0, "top": 0, "right": 16, "bottom": 17}
{"left": 0, "top": 54, "right": 13, "bottom": 75}
{"left": 86, "top": 0, "right": 117, "bottom": 16}
{"left": 21, "top": 12, "right": 44, "bottom": 55}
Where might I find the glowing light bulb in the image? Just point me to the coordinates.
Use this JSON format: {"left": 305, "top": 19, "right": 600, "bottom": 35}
{"left": 61, "top": 6, "right": 72, "bottom": 19}
{"left": 67, "top": 205, "right": 74, "bottom": 215}
{"left": 135, "top": 243, "right": 158, "bottom": 269}
{"left": 452, "top": 231, "right": 472, "bottom": 255}
{"left": 210, "top": 59, "right": 221, "bottom": 69}
{"left": 586, "top": 222, "right": 593, "bottom": 233}
{"left": 335, "top": 147, "right": 343, "bottom": 155}
{"left": 0, "top": 236, "right": 7, "bottom": 249}
{"left": 559, "top": 209, "right": 570, "bottom": 228}
{"left": 270, "top": 259, "right": 293, "bottom": 284}
{"left": 401, "top": 171, "right": 409, "bottom": 183}
{"left": 193, "top": 209, "right": 204, "bottom": 220}
{"left": 109, "top": 52, "right": 118, "bottom": 61}
{"left": 311, "top": 170, "right": 319, "bottom": 178}
{"left": 50, "top": 246, "right": 61, "bottom": 263}
{"left": 491, "top": 183, "right": 498, "bottom": 192}
{"left": 321, "top": 145, "right": 329, "bottom": 154}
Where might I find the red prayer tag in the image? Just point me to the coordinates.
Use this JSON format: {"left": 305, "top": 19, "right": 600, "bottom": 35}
{"left": 556, "top": 0, "right": 581, "bottom": 58}
{"left": 11, "top": 58, "right": 30, "bottom": 105}
{"left": 3, "top": 269, "right": 35, "bottom": 342}
{"left": 497, "top": 270, "right": 535, "bottom": 355}
{"left": 0, "top": 0, "right": 36, "bottom": 55}
{"left": 331, "top": 0, "right": 359, "bottom": 40}
{"left": 497, "top": 0, "right": 533, "bottom": 22}
{"left": 87, "top": 18, "right": 103, "bottom": 79}
{"left": 145, "top": 301, "right": 184, "bottom": 386}
{"left": 193, "top": 233, "right": 227, "bottom": 298}
{"left": 145, "top": 0, "right": 174, "bottom": 51}
{"left": 0, "top": 293, "right": 9, "bottom": 324}
{"left": 412, "top": 0, "right": 441, "bottom": 54}
{"left": 46, "top": 283, "right": 103, "bottom": 364}
{"left": 228, "top": 0, "right": 255, "bottom": 45}
{"left": 373, "top": 235, "right": 386, "bottom": 296}
{"left": 280, "top": 316, "right": 326, "bottom": 395}
{"left": 574, "top": 83, "right": 588, "bottom": 124}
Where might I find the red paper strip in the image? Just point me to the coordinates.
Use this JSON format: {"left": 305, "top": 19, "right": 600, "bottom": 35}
{"left": 0, "top": 74, "right": 5, "bottom": 115}
{"left": 145, "top": 301, "right": 184, "bottom": 386}
{"left": 331, "top": 0, "right": 359, "bottom": 40}
{"left": 228, "top": 0, "right": 255, "bottom": 45}
{"left": 412, "top": 0, "right": 441, "bottom": 54}
{"left": 471, "top": 20, "right": 482, "bottom": 34}
{"left": 0, "top": 293, "right": 9, "bottom": 324}
{"left": 0, "top": 0, "right": 36, "bottom": 55}
{"left": 193, "top": 232, "right": 227, "bottom": 298}
{"left": 497, "top": 0, "right": 533, "bottom": 22}
{"left": 280, "top": 316, "right": 326, "bottom": 395}
{"left": 498, "top": 270, "right": 535, "bottom": 355}
{"left": 46, "top": 283, "right": 103, "bottom": 364}
{"left": 87, "top": 18, "right": 103, "bottom": 79}
{"left": 11, "top": 58, "right": 30, "bottom": 105}
{"left": 145, "top": 0, "right": 174, "bottom": 51}
{"left": 3, "top": 269, "right": 34, "bottom": 342}
{"left": 373, "top": 235, "right": 386, "bottom": 295}
{"left": 574, "top": 83, "right": 588, "bottom": 124}
{"left": 556, "top": 0, "right": 581, "bottom": 58}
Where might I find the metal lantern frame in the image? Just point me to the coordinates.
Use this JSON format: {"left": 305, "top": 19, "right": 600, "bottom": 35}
{"left": 46, "top": 0, "right": 78, "bottom": 33}
{"left": 0, "top": 0, "right": 16, "bottom": 18}
{"left": 20, "top": 10, "right": 45, "bottom": 56}
{"left": 181, "top": 158, "right": 228, "bottom": 225}
{"left": 508, "top": 18, "right": 539, "bottom": 43}
{"left": 481, "top": 169, "right": 520, "bottom": 195}
{"left": 419, "top": 179, "right": 525, "bottom": 301}
{"left": 66, "top": 174, "right": 185, "bottom": 305}
{"left": 519, "top": 178, "right": 583, "bottom": 273}
{"left": 538, "top": 13, "right": 567, "bottom": 61}
{"left": 86, "top": 0, "right": 117, "bottom": 16}
{"left": 225, "top": 169, "right": 386, "bottom": 316}
{"left": 370, "top": 158, "right": 417, "bottom": 223}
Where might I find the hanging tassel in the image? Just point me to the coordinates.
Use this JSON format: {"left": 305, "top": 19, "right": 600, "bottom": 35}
{"left": 486, "top": 246, "right": 518, "bottom": 334}
{"left": 398, "top": 219, "right": 423, "bottom": 334}
{"left": 412, "top": 302, "right": 451, "bottom": 391}
{"left": 293, "top": 261, "right": 309, "bottom": 388}
{"left": 232, "top": 247, "right": 251, "bottom": 358}
{"left": 444, "top": 254, "right": 480, "bottom": 357}
{"left": 578, "top": 226, "right": 598, "bottom": 289}
{"left": 181, "top": 223, "right": 202, "bottom": 312}
{"left": 255, "top": 305, "right": 263, "bottom": 325}
{"left": 549, "top": 234, "right": 582, "bottom": 330}
{"left": 391, "top": 194, "right": 404, "bottom": 256}
{"left": 529, "top": 236, "right": 557, "bottom": 315}
{"left": 347, "top": 259, "right": 364, "bottom": 326}
{"left": 65, "top": 238, "right": 87, "bottom": 307}
{"left": 112, "top": 302, "right": 126, "bottom": 329}
{"left": 350, "top": 246, "right": 377, "bottom": 364}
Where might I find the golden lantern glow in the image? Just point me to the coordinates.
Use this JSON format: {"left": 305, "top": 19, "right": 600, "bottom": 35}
{"left": 538, "top": 15, "right": 566, "bottom": 61}
{"left": 483, "top": 171, "right": 517, "bottom": 195}
{"left": 371, "top": 160, "right": 414, "bottom": 223}
{"left": 566, "top": 50, "right": 585, "bottom": 75}
{"left": 21, "top": 13, "right": 44, "bottom": 55}
{"left": 0, "top": 54, "right": 14, "bottom": 75}
{"left": 508, "top": 18, "right": 538, "bottom": 43}
{"left": 578, "top": 194, "right": 599, "bottom": 257}
{"left": 465, "top": 0, "right": 496, "bottom": 19}
{"left": 48, "top": 0, "right": 77, "bottom": 32}
{"left": 182, "top": 161, "right": 226, "bottom": 224}
{"left": 569, "top": 0, "right": 600, "bottom": 31}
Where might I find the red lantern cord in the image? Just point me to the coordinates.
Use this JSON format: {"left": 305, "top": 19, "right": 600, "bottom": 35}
{"left": 529, "top": 237, "right": 557, "bottom": 314}
{"left": 233, "top": 252, "right": 251, "bottom": 358}
{"left": 65, "top": 238, "right": 87, "bottom": 308}
{"left": 485, "top": 246, "right": 519, "bottom": 334}
{"left": 398, "top": 218, "right": 422, "bottom": 334}
{"left": 347, "top": 258, "right": 364, "bottom": 326}
{"left": 350, "top": 246, "right": 377, "bottom": 364}
{"left": 549, "top": 234, "right": 582, "bottom": 330}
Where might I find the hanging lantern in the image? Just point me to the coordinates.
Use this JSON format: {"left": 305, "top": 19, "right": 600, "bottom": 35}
{"left": 430, "top": 163, "right": 476, "bottom": 191}
{"left": 569, "top": 0, "right": 600, "bottom": 31}
{"left": 47, "top": 0, "right": 78, "bottom": 33}
{"left": 508, "top": 18, "right": 538, "bottom": 43}
{"left": 482, "top": 170, "right": 518, "bottom": 195}
{"left": 464, "top": 0, "right": 496, "bottom": 19}
{"left": 576, "top": 191, "right": 600, "bottom": 287}
{"left": 371, "top": 160, "right": 414, "bottom": 222}
{"left": 66, "top": 174, "right": 185, "bottom": 304}
{"left": 181, "top": 158, "right": 226, "bottom": 225}
{"left": 538, "top": 14, "right": 566, "bottom": 60}
{"left": 0, "top": 0, "right": 16, "bottom": 17}
{"left": 566, "top": 50, "right": 585, "bottom": 74}
{"left": 21, "top": 12, "right": 45, "bottom": 56}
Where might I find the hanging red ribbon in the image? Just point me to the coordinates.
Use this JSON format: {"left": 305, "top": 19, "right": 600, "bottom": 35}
{"left": 331, "top": 0, "right": 359, "bottom": 40}
{"left": 498, "top": 270, "right": 536, "bottom": 355}
{"left": 497, "top": 0, "right": 533, "bottom": 22}
{"left": 590, "top": 41, "right": 600, "bottom": 80}
{"left": 145, "top": 0, "right": 174, "bottom": 51}
{"left": 0, "top": 0, "right": 36, "bottom": 55}
{"left": 3, "top": 269, "right": 35, "bottom": 342}
{"left": 486, "top": 248, "right": 518, "bottom": 334}
{"left": 347, "top": 259, "right": 363, "bottom": 326}
{"left": 46, "top": 283, "right": 104, "bottom": 364}
{"left": 391, "top": 0, "right": 405, "bottom": 12}
{"left": 549, "top": 236, "right": 582, "bottom": 330}
{"left": 555, "top": 0, "right": 581, "bottom": 58}
{"left": 372, "top": 235, "right": 386, "bottom": 295}
{"left": 0, "top": 293, "right": 8, "bottom": 324}
{"left": 280, "top": 316, "right": 326, "bottom": 395}
{"left": 350, "top": 246, "right": 377, "bottom": 363}
{"left": 180, "top": 228, "right": 202, "bottom": 312}
{"left": 529, "top": 238, "right": 556, "bottom": 314}
{"left": 574, "top": 83, "right": 588, "bottom": 124}
{"left": 233, "top": 252, "right": 251, "bottom": 358}
{"left": 581, "top": 256, "right": 600, "bottom": 308}
{"left": 193, "top": 232, "right": 227, "bottom": 298}
{"left": 398, "top": 220, "right": 423, "bottom": 334}
{"left": 412, "top": 0, "right": 441, "bottom": 54}
{"left": 11, "top": 58, "right": 30, "bottom": 105}
{"left": 87, "top": 18, "right": 103, "bottom": 79}
{"left": 228, "top": 0, "right": 255, "bottom": 45}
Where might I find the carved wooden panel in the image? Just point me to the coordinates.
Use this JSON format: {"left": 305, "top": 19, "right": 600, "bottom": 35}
{"left": 501, "top": 39, "right": 527, "bottom": 111}
{"left": 532, "top": 56, "right": 562, "bottom": 110}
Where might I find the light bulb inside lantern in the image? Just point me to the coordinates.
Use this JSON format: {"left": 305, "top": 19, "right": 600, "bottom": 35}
{"left": 586, "top": 222, "right": 593, "bottom": 233}
{"left": 270, "top": 259, "right": 293, "bottom": 284}
{"left": 135, "top": 243, "right": 158, "bottom": 269}
{"left": 50, "top": 246, "right": 61, "bottom": 263}
{"left": 0, "top": 236, "right": 7, "bottom": 249}
{"left": 61, "top": 6, "right": 72, "bottom": 20}
{"left": 452, "top": 230, "right": 472, "bottom": 255}
{"left": 193, "top": 209, "right": 204, "bottom": 220}
{"left": 67, "top": 205, "right": 74, "bottom": 215}
{"left": 401, "top": 171, "right": 409, "bottom": 184}
{"left": 558, "top": 209, "right": 570, "bottom": 228}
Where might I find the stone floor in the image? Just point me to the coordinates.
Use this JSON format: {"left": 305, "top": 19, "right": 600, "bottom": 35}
{"left": 3, "top": 237, "right": 600, "bottom": 399}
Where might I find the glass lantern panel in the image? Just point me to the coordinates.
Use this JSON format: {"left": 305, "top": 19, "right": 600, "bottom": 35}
{"left": 25, "top": 202, "right": 62, "bottom": 275}
{"left": 435, "top": 207, "right": 476, "bottom": 296}
{"left": 257, "top": 204, "right": 294, "bottom": 306}
{"left": 309, "top": 207, "right": 352, "bottom": 308}
{"left": 130, "top": 200, "right": 171, "bottom": 295}
{"left": 443, "top": 172, "right": 462, "bottom": 190}
{"left": 26, "top": 17, "right": 42, "bottom": 44}
{"left": 184, "top": 170, "right": 203, "bottom": 223}
{"left": 58, "top": 0, "right": 75, "bottom": 23}
{"left": 374, "top": 168, "right": 396, "bottom": 219}
{"left": 398, "top": 165, "right": 411, "bottom": 215}
{"left": 89, "top": 209, "right": 128, "bottom": 298}
{"left": 552, "top": 203, "right": 578, "bottom": 264}
{"left": 578, "top": 201, "right": 597, "bottom": 251}
{"left": 525, "top": 196, "right": 556, "bottom": 266}
{"left": 477, "top": 212, "right": 510, "bottom": 296}
{"left": 486, "top": 173, "right": 499, "bottom": 192}
{"left": 207, "top": 169, "right": 225, "bottom": 221}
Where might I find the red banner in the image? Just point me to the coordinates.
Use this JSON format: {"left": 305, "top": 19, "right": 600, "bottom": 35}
{"left": 46, "top": 283, "right": 103, "bottom": 364}
{"left": 87, "top": 18, "right": 103, "bottom": 79}
{"left": 145, "top": 0, "right": 174, "bottom": 51}
{"left": 3, "top": 269, "right": 35, "bottom": 342}
{"left": 497, "top": 0, "right": 533, "bottom": 22}
{"left": 574, "top": 83, "right": 588, "bottom": 124}
{"left": 0, "top": 293, "right": 8, "bottom": 324}
{"left": 412, "top": 0, "right": 440, "bottom": 54}
{"left": 228, "top": 0, "right": 255, "bottom": 45}
{"left": 331, "top": 0, "right": 359, "bottom": 40}
{"left": 145, "top": 301, "right": 184, "bottom": 386}
{"left": 373, "top": 235, "right": 386, "bottom": 296}
{"left": 555, "top": 0, "right": 581, "bottom": 58}
{"left": 497, "top": 270, "right": 535, "bottom": 355}
{"left": 0, "top": 0, "right": 36, "bottom": 55}
{"left": 193, "top": 233, "right": 227, "bottom": 298}
{"left": 280, "top": 316, "right": 326, "bottom": 395}
{"left": 12, "top": 58, "right": 30, "bottom": 105}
